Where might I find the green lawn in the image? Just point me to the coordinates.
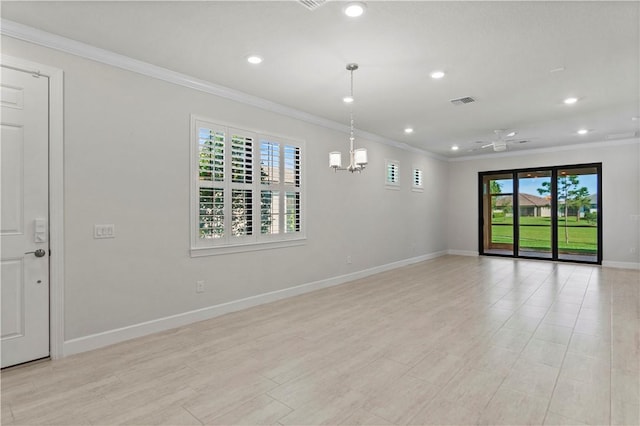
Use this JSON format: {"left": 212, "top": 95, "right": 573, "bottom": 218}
{"left": 491, "top": 216, "right": 597, "bottom": 254}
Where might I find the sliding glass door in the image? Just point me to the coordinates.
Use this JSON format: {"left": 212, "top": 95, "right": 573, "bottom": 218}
{"left": 517, "top": 170, "right": 552, "bottom": 259}
{"left": 481, "top": 174, "right": 514, "bottom": 255}
{"left": 556, "top": 166, "right": 600, "bottom": 263}
{"left": 479, "top": 163, "right": 601, "bottom": 264}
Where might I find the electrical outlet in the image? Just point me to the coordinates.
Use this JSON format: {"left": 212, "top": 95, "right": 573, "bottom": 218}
{"left": 94, "top": 224, "right": 115, "bottom": 239}
{"left": 347, "top": 256, "right": 352, "bottom": 264}
{"left": 196, "top": 280, "right": 205, "bottom": 293}
{"left": 630, "top": 247, "right": 637, "bottom": 254}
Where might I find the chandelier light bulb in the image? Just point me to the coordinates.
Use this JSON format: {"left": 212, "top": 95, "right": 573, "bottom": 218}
{"left": 329, "top": 151, "right": 342, "bottom": 168}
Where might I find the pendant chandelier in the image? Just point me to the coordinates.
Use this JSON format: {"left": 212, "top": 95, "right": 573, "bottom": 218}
{"left": 329, "top": 63, "right": 368, "bottom": 172}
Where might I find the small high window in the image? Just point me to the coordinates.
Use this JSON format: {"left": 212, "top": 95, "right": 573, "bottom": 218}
{"left": 385, "top": 160, "right": 399, "bottom": 188}
{"left": 412, "top": 168, "right": 424, "bottom": 191}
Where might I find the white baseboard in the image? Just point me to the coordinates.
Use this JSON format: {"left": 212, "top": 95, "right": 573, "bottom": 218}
{"left": 63, "top": 250, "right": 447, "bottom": 357}
{"left": 447, "top": 249, "right": 479, "bottom": 257}
{"left": 602, "top": 260, "right": 640, "bottom": 270}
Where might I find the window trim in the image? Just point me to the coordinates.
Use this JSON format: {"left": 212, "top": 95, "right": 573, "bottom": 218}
{"left": 190, "top": 115, "right": 306, "bottom": 257}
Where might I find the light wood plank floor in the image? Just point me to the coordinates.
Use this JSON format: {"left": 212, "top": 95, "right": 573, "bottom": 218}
{"left": 2, "top": 255, "right": 639, "bottom": 425}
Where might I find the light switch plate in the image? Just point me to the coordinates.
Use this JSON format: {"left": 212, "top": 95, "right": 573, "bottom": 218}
{"left": 94, "top": 224, "right": 115, "bottom": 239}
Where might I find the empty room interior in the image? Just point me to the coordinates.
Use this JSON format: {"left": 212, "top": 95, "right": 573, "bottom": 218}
{"left": 1, "top": 1, "right": 640, "bottom": 425}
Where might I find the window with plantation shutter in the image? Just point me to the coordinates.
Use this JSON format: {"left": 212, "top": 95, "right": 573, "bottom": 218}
{"left": 386, "top": 160, "right": 399, "bottom": 188}
{"left": 199, "top": 188, "right": 224, "bottom": 239}
{"left": 412, "top": 168, "right": 424, "bottom": 192}
{"left": 285, "top": 192, "right": 300, "bottom": 233}
{"left": 284, "top": 145, "right": 300, "bottom": 187}
{"left": 261, "top": 190, "right": 279, "bottom": 235}
{"left": 258, "top": 139, "right": 302, "bottom": 238}
{"left": 260, "top": 141, "right": 279, "bottom": 184}
{"left": 191, "top": 116, "right": 305, "bottom": 255}
{"left": 231, "top": 189, "right": 252, "bottom": 236}
{"left": 231, "top": 133, "right": 253, "bottom": 184}
{"left": 199, "top": 128, "right": 224, "bottom": 182}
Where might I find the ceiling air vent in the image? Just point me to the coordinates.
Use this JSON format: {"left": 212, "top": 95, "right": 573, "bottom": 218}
{"left": 450, "top": 96, "right": 476, "bottom": 106}
{"left": 298, "top": 0, "right": 327, "bottom": 10}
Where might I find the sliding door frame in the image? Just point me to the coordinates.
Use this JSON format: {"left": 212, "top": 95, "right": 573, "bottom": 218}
{"left": 478, "top": 163, "right": 602, "bottom": 265}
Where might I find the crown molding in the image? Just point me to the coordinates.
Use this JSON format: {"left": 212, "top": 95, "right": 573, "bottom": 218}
{"left": 1, "top": 19, "right": 445, "bottom": 161}
{"left": 448, "top": 137, "right": 640, "bottom": 162}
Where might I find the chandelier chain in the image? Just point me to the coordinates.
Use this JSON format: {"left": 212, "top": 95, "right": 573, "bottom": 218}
{"left": 349, "top": 67, "right": 355, "bottom": 148}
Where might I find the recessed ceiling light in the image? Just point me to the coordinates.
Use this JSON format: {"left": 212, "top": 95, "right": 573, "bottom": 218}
{"left": 343, "top": 95, "right": 354, "bottom": 104}
{"left": 506, "top": 131, "right": 517, "bottom": 137}
{"left": 247, "top": 55, "right": 263, "bottom": 65}
{"left": 344, "top": 2, "right": 366, "bottom": 17}
{"left": 563, "top": 97, "right": 578, "bottom": 105}
{"left": 404, "top": 128, "right": 414, "bottom": 134}
{"left": 451, "top": 145, "right": 459, "bottom": 151}
{"left": 430, "top": 70, "right": 445, "bottom": 79}
{"left": 577, "top": 129, "right": 589, "bottom": 135}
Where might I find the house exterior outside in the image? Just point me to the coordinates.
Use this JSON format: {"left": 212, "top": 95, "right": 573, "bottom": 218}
{"left": 557, "top": 193, "right": 598, "bottom": 217}
{"left": 495, "top": 193, "right": 551, "bottom": 217}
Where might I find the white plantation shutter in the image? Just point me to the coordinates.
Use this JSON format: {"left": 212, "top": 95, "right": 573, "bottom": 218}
{"left": 199, "top": 188, "right": 224, "bottom": 239}
{"left": 228, "top": 129, "right": 255, "bottom": 241}
{"left": 283, "top": 144, "right": 301, "bottom": 233}
{"left": 285, "top": 191, "right": 300, "bottom": 233}
{"left": 197, "top": 123, "right": 225, "bottom": 242}
{"left": 261, "top": 190, "right": 280, "bottom": 235}
{"left": 199, "top": 127, "right": 224, "bottom": 183}
{"left": 284, "top": 145, "right": 300, "bottom": 187}
{"left": 413, "top": 168, "right": 424, "bottom": 191}
{"left": 386, "top": 160, "right": 399, "bottom": 187}
{"left": 192, "top": 116, "right": 304, "bottom": 254}
{"left": 231, "top": 189, "right": 252, "bottom": 236}
{"left": 259, "top": 140, "right": 302, "bottom": 238}
{"left": 260, "top": 141, "right": 279, "bottom": 184}
{"left": 230, "top": 133, "right": 253, "bottom": 184}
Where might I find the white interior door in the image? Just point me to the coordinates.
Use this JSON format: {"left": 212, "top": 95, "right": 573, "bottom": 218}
{"left": 1, "top": 66, "right": 50, "bottom": 368}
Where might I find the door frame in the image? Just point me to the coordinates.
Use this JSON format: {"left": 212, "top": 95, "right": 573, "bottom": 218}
{"left": 478, "top": 163, "right": 603, "bottom": 265}
{"left": 2, "top": 55, "right": 65, "bottom": 360}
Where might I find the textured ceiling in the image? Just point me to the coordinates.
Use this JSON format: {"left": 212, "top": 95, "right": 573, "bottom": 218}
{"left": 2, "top": 1, "right": 639, "bottom": 157}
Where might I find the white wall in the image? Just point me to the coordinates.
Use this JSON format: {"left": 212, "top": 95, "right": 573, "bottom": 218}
{"left": 447, "top": 141, "right": 640, "bottom": 268}
{"left": 5, "top": 32, "right": 638, "bottom": 356}
{"left": 2, "top": 37, "right": 448, "bottom": 346}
